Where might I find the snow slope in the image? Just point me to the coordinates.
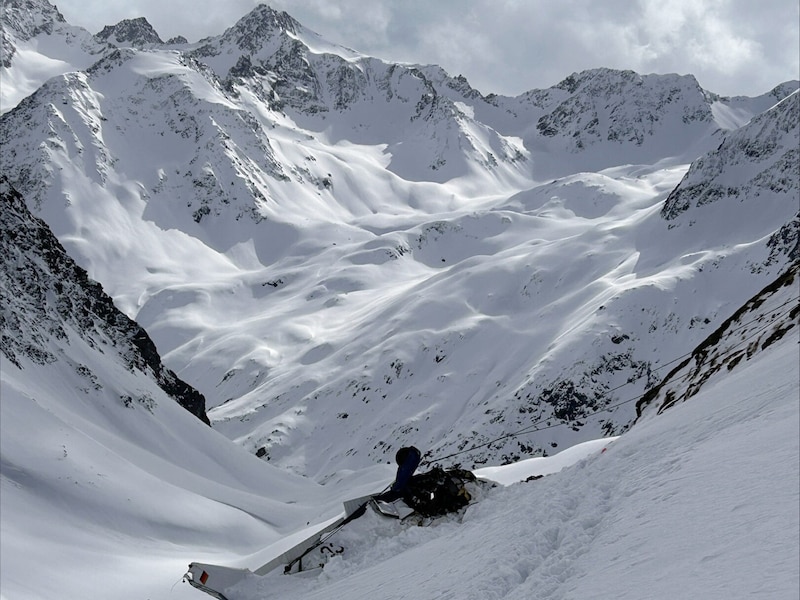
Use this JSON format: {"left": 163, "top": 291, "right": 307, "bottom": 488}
{"left": 223, "top": 319, "right": 799, "bottom": 600}
{"left": 0, "top": 0, "right": 107, "bottom": 112}
{"left": 3, "top": 159, "right": 796, "bottom": 599}
{"left": 1, "top": 4, "right": 798, "bottom": 598}
{"left": 0, "top": 178, "right": 386, "bottom": 600}
{"left": 1, "top": 0, "right": 797, "bottom": 482}
{"left": 5, "top": 311, "right": 795, "bottom": 600}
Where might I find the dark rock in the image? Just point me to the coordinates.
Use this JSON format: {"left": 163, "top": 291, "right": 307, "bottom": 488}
{"left": 0, "top": 176, "right": 209, "bottom": 424}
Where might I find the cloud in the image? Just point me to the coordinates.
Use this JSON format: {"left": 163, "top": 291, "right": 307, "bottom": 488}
{"left": 54, "top": 0, "right": 799, "bottom": 97}
{"left": 57, "top": 0, "right": 261, "bottom": 40}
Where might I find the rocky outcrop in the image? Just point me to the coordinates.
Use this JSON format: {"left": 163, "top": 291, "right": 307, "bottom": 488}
{"left": 661, "top": 91, "right": 799, "bottom": 267}
{"left": 635, "top": 261, "right": 799, "bottom": 417}
{"left": 663, "top": 91, "right": 799, "bottom": 222}
{"left": 94, "top": 17, "right": 164, "bottom": 47}
{"left": 536, "top": 69, "right": 714, "bottom": 149}
{"left": 1, "top": 0, "right": 107, "bottom": 109}
{"left": 0, "top": 176, "right": 209, "bottom": 424}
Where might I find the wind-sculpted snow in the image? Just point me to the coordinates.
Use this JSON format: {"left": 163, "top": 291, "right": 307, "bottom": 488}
{"left": 0, "top": 0, "right": 108, "bottom": 111}
{"left": 0, "top": 174, "right": 367, "bottom": 600}
{"left": 1, "top": 4, "right": 799, "bottom": 599}
{"left": 1, "top": 0, "right": 70, "bottom": 67}
{"left": 1, "top": 0, "right": 798, "bottom": 483}
{"left": 178, "top": 4, "right": 530, "bottom": 183}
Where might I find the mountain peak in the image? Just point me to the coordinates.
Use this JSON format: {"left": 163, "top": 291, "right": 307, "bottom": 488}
{"left": 553, "top": 68, "right": 703, "bottom": 96}
{"left": 95, "top": 16, "right": 164, "bottom": 47}
{"left": 1, "top": 0, "right": 66, "bottom": 39}
{"left": 1, "top": 0, "right": 66, "bottom": 66}
{"left": 554, "top": 68, "right": 641, "bottom": 93}
{"left": 224, "top": 3, "right": 300, "bottom": 54}
{"left": 238, "top": 4, "right": 299, "bottom": 33}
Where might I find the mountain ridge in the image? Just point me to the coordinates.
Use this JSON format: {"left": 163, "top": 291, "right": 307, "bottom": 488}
{"left": 1, "top": 3, "right": 798, "bottom": 599}
{"left": 0, "top": 175, "right": 210, "bottom": 423}
{"left": 94, "top": 16, "right": 164, "bottom": 48}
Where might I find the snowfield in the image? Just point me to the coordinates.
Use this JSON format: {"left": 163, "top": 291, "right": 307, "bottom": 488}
{"left": 1, "top": 3, "right": 799, "bottom": 600}
{"left": 228, "top": 334, "right": 800, "bottom": 600}
{"left": 1, "top": 328, "right": 796, "bottom": 600}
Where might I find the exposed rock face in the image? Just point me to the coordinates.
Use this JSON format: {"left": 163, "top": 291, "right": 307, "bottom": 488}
{"left": 1, "top": 0, "right": 107, "bottom": 110}
{"left": 1, "top": 0, "right": 98, "bottom": 57}
{"left": 0, "top": 176, "right": 209, "bottom": 424}
{"left": 94, "top": 17, "right": 164, "bottom": 47}
{"left": 636, "top": 261, "right": 799, "bottom": 417}
{"left": 536, "top": 70, "right": 714, "bottom": 148}
{"left": 1, "top": 0, "right": 68, "bottom": 66}
{"left": 663, "top": 91, "right": 799, "bottom": 220}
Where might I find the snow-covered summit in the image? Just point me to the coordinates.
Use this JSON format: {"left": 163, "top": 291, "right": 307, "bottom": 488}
{"left": 0, "top": 0, "right": 107, "bottom": 111}
{"left": 188, "top": 4, "right": 311, "bottom": 78}
{"left": 181, "top": 4, "right": 527, "bottom": 183}
{"left": 513, "top": 69, "right": 723, "bottom": 176}
{"left": 1, "top": 0, "right": 67, "bottom": 50}
{"left": 538, "top": 69, "right": 713, "bottom": 145}
{"left": 223, "top": 3, "right": 302, "bottom": 48}
{"left": 94, "top": 16, "right": 164, "bottom": 48}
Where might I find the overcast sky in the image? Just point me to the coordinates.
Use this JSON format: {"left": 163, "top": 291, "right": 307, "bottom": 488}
{"left": 54, "top": 0, "right": 799, "bottom": 98}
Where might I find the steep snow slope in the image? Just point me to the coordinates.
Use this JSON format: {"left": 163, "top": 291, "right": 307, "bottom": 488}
{"left": 2, "top": 178, "right": 796, "bottom": 600}
{"left": 0, "top": 178, "right": 383, "bottom": 600}
{"left": 188, "top": 5, "right": 529, "bottom": 184}
{"left": 661, "top": 90, "right": 799, "bottom": 267}
{"left": 636, "top": 261, "right": 799, "bottom": 418}
{"left": 1, "top": 4, "right": 798, "bottom": 599}
{"left": 225, "top": 309, "right": 799, "bottom": 600}
{"left": 0, "top": 177, "right": 208, "bottom": 422}
{"left": 710, "top": 80, "right": 800, "bottom": 130}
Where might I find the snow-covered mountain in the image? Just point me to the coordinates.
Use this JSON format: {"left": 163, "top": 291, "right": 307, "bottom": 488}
{"left": 228, "top": 331, "right": 799, "bottom": 600}
{"left": 93, "top": 16, "right": 165, "bottom": 48}
{"left": 0, "top": 0, "right": 107, "bottom": 111}
{"left": 636, "top": 260, "right": 799, "bottom": 418}
{"left": 661, "top": 89, "right": 799, "bottom": 268}
{"left": 1, "top": 0, "right": 797, "bottom": 480}
{"left": 1, "top": 2, "right": 798, "bottom": 597}
{"left": 0, "top": 174, "right": 385, "bottom": 599}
